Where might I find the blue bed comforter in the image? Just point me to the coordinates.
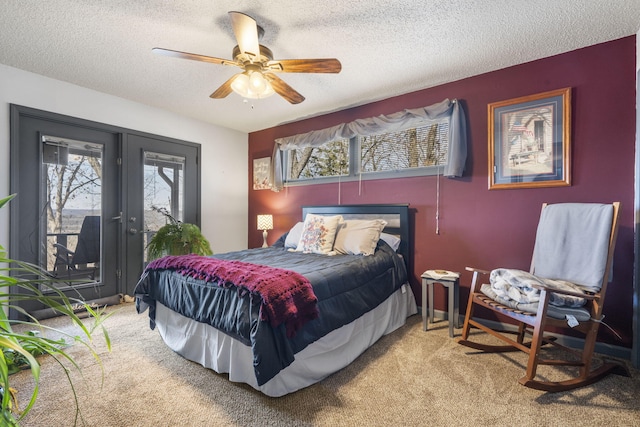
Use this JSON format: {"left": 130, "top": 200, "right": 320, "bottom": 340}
{"left": 134, "top": 238, "right": 407, "bottom": 385}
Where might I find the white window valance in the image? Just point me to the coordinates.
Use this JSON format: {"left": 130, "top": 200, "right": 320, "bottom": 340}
{"left": 270, "top": 98, "right": 467, "bottom": 191}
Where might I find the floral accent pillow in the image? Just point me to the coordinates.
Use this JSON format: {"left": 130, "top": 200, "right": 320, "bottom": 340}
{"left": 296, "top": 214, "right": 342, "bottom": 254}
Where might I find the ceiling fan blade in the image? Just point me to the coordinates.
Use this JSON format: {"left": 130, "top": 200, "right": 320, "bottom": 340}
{"left": 229, "top": 11, "right": 261, "bottom": 60}
{"left": 152, "top": 47, "right": 238, "bottom": 67}
{"left": 209, "top": 75, "right": 237, "bottom": 99}
{"left": 264, "top": 74, "right": 305, "bottom": 104}
{"left": 266, "top": 59, "right": 342, "bottom": 74}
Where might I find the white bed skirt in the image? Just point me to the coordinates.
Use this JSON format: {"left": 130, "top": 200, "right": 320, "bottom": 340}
{"left": 154, "top": 282, "right": 418, "bottom": 397}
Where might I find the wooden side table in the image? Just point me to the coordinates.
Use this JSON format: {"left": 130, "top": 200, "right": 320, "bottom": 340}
{"left": 421, "top": 270, "right": 460, "bottom": 338}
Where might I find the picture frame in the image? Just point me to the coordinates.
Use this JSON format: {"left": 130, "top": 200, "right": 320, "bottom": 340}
{"left": 488, "top": 87, "right": 571, "bottom": 190}
{"left": 253, "top": 157, "right": 272, "bottom": 190}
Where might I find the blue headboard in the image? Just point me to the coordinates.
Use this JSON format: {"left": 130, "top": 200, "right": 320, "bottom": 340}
{"left": 301, "top": 204, "right": 410, "bottom": 266}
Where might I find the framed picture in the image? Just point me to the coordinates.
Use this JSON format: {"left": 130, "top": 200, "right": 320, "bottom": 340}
{"left": 488, "top": 87, "right": 571, "bottom": 190}
{"left": 253, "top": 157, "right": 272, "bottom": 190}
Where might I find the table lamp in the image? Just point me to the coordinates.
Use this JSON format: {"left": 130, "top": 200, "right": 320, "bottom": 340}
{"left": 257, "top": 214, "right": 273, "bottom": 248}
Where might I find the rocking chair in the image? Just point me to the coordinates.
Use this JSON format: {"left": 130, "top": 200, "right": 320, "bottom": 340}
{"left": 458, "top": 202, "right": 630, "bottom": 392}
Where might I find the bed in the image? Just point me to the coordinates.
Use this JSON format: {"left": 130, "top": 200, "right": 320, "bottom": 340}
{"left": 134, "top": 204, "right": 417, "bottom": 397}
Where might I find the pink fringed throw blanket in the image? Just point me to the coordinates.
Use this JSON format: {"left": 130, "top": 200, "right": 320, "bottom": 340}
{"left": 145, "top": 255, "right": 319, "bottom": 337}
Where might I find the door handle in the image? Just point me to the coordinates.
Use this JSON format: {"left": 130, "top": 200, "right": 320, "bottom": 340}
{"left": 128, "top": 227, "right": 138, "bottom": 235}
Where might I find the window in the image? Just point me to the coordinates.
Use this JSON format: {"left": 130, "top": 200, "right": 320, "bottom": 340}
{"left": 359, "top": 121, "right": 449, "bottom": 173}
{"left": 42, "top": 136, "right": 103, "bottom": 286}
{"left": 142, "top": 151, "right": 186, "bottom": 263}
{"left": 285, "top": 118, "right": 450, "bottom": 184}
{"left": 272, "top": 99, "right": 466, "bottom": 191}
{"left": 288, "top": 139, "right": 350, "bottom": 180}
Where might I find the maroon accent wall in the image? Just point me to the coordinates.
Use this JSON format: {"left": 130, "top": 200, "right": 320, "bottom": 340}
{"left": 248, "top": 36, "right": 636, "bottom": 347}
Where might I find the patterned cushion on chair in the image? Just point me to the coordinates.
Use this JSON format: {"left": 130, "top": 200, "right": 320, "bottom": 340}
{"left": 480, "top": 283, "right": 591, "bottom": 321}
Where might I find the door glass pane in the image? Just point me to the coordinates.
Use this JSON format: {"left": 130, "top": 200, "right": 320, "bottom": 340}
{"left": 143, "top": 151, "right": 185, "bottom": 263}
{"left": 41, "top": 136, "right": 102, "bottom": 286}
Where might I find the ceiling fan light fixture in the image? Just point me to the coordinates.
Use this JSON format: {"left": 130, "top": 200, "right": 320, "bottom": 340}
{"left": 154, "top": 11, "right": 340, "bottom": 104}
{"left": 249, "top": 71, "right": 268, "bottom": 92}
{"left": 231, "top": 71, "right": 275, "bottom": 99}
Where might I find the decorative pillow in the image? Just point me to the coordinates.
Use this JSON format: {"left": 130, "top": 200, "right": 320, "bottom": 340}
{"left": 380, "top": 232, "right": 401, "bottom": 252}
{"left": 284, "top": 222, "right": 304, "bottom": 249}
{"left": 296, "top": 214, "right": 342, "bottom": 254}
{"left": 333, "top": 219, "right": 387, "bottom": 256}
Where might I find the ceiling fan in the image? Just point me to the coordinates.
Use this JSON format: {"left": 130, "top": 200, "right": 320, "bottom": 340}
{"left": 152, "top": 11, "right": 342, "bottom": 104}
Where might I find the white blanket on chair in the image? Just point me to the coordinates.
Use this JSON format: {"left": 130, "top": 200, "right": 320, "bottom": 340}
{"left": 489, "top": 269, "right": 587, "bottom": 307}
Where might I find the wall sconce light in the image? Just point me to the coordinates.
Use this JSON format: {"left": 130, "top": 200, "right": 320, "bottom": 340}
{"left": 257, "top": 214, "right": 274, "bottom": 248}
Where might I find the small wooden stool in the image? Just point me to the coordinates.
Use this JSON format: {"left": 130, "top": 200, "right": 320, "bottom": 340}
{"left": 421, "top": 270, "right": 460, "bottom": 338}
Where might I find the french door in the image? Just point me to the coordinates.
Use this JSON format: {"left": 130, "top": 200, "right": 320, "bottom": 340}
{"left": 10, "top": 106, "right": 200, "bottom": 314}
{"left": 123, "top": 134, "right": 199, "bottom": 295}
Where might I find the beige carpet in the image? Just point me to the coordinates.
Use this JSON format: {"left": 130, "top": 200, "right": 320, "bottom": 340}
{"left": 10, "top": 303, "right": 640, "bottom": 426}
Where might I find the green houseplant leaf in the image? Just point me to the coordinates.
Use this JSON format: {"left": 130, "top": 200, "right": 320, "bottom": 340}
{"left": 0, "top": 194, "right": 112, "bottom": 425}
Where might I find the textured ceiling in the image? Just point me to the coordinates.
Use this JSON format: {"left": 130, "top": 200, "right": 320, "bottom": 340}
{"left": 1, "top": 1, "right": 638, "bottom": 133}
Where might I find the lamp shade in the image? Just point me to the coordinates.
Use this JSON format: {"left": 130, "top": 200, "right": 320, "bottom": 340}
{"left": 257, "top": 214, "right": 273, "bottom": 231}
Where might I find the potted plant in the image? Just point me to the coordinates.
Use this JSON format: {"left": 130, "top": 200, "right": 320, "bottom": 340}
{"left": 0, "top": 194, "right": 111, "bottom": 425}
{"left": 146, "top": 206, "right": 212, "bottom": 260}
